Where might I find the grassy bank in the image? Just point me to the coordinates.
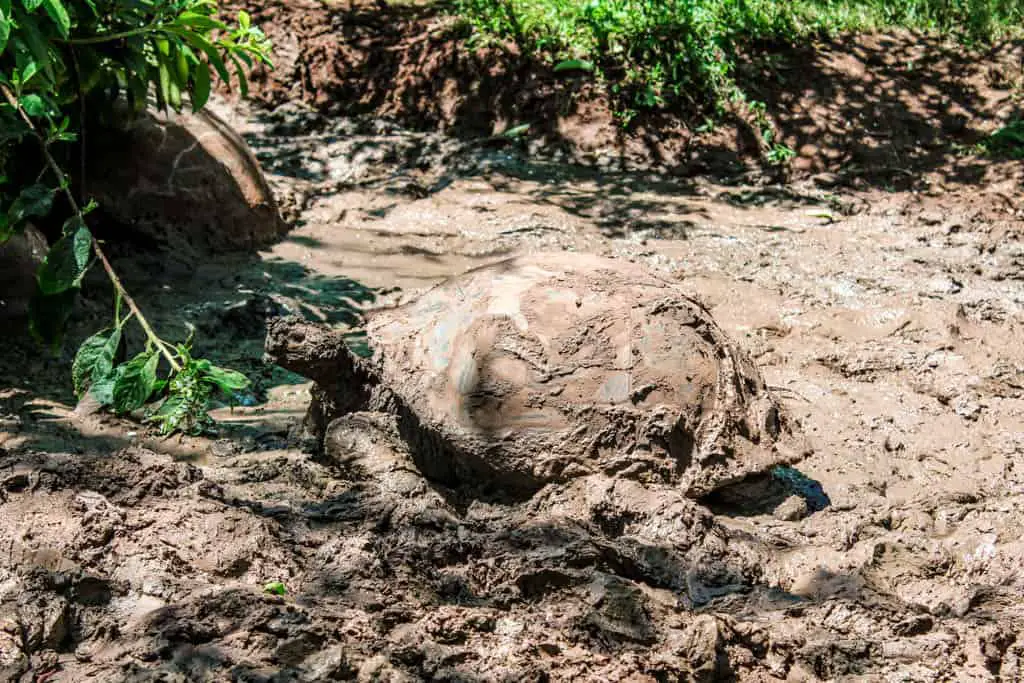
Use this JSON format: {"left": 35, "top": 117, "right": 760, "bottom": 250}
{"left": 455, "top": 0, "right": 1024, "bottom": 119}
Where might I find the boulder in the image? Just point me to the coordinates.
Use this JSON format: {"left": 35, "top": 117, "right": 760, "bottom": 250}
{"left": 84, "top": 104, "right": 287, "bottom": 258}
{"left": 0, "top": 225, "right": 47, "bottom": 320}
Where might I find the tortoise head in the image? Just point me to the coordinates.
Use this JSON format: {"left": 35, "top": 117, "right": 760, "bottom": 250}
{"left": 264, "top": 316, "right": 363, "bottom": 386}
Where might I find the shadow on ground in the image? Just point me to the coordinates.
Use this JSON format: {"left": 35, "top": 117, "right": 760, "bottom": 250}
{"left": 0, "top": 248, "right": 381, "bottom": 418}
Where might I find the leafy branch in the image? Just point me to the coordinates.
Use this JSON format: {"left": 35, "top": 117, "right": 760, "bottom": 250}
{"left": 1, "top": 83, "right": 179, "bottom": 369}
{"left": 0, "top": 0, "right": 272, "bottom": 434}
{"left": 3, "top": 81, "right": 250, "bottom": 434}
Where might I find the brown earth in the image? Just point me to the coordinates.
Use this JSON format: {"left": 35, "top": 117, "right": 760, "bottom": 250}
{"left": 222, "top": 0, "right": 1024, "bottom": 186}
{"left": 1, "top": 7, "right": 1024, "bottom": 683}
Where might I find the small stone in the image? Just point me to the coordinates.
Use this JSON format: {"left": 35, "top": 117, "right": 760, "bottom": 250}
{"left": 953, "top": 396, "right": 982, "bottom": 421}
{"left": 773, "top": 495, "right": 809, "bottom": 521}
{"left": 926, "top": 276, "right": 963, "bottom": 296}
{"left": 209, "top": 438, "right": 241, "bottom": 458}
{"left": 811, "top": 172, "right": 839, "bottom": 188}
{"left": 2, "top": 472, "right": 31, "bottom": 493}
{"left": 893, "top": 614, "right": 934, "bottom": 637}
{"left": 586, "top": 574, "right": 655, "bottom": 644}
{"left": 494, "top": 617, "right": 524, "bottom": 636}
{"left": 681, "top": 615, "right": 731, "bottom": 682}
{"left": 883, "top": 435, "right": 905, "bottom": 452}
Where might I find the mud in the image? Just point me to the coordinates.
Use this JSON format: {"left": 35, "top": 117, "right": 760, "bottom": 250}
{"left": 2, "top": 22, "right": 1024, "bottom": 683}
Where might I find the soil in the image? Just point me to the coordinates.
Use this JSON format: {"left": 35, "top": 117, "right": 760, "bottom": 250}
{"left": 220, "top": 0, "right": 1024, "bottom": 183}
{"left": 2, "top": 5, "right": 1024, "bottom": 682}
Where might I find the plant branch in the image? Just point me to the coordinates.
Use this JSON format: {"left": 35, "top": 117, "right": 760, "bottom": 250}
{"left": 1, "top": 85, "right": 181, "bottom": 372}
{"left": 59, "top": 24, "right": 163, "bottom": 45}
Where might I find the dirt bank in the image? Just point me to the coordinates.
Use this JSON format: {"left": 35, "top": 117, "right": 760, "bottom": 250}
{"left": 223, "top": 0, "right": 1024, "bottom": 186}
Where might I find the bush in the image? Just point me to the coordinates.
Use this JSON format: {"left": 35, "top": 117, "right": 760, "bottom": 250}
{"left": 0, "top": 0, "right": 272, "bottom": 434}
{"left": 457, "top": 0, "right": 1024, "bottom": 118}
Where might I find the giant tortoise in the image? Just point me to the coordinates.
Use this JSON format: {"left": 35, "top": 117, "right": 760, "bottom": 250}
{"left": 266, "top": 252, "right": 809, "bottom": 500}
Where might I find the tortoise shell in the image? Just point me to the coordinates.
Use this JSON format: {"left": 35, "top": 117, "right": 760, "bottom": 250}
{"left": 365, "top": 252, "right": 805, "bottom": 496}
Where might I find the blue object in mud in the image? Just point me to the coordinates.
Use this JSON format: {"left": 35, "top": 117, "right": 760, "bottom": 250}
{"left": 770, "top": 466, "right": 831, "bottom": 511}
{"left": 231, "top": 392, "right": 260, "bottom": 407}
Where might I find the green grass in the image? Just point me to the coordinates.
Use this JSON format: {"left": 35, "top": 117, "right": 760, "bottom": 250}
{"left": 980, "top": 119, "right": 1024, "bottom": 158}
{"left": 455, "top": 0, "right": 1024, "bottom": 118}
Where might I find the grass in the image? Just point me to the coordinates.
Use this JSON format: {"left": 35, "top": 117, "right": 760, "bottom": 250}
{"left": 454, "top": 0, "right": 1024, "bottom": 119}
{"left": 980, "top": 119, "right": 1024, "bottom": 158}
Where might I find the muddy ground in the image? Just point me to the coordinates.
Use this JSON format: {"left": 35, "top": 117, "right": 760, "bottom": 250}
{"left": 2, "top": 7, "right": 1024, "bottom": 681}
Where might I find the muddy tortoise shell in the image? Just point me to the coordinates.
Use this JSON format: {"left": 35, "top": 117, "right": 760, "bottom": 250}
{"left": 364, "top": 252, "right": 806, "bottom": 496}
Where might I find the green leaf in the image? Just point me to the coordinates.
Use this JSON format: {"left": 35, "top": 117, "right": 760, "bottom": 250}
{"left": 16, "top": 51, "right": 39, "bottom": 85}
{"left": 15, "top": 9, "right": 55, "bottom": 82}
{"left": 20, "top": 0, "right": 43, "bottom": 12}
{"left": 156, "top": 53, "right": 171, "bottom": 109}
{"left": 167, "top": 75, "right": 182, "bottom": 110}
{"left": 174, "top": 11, "right": 225, "bottom": 32}
{"left": 0, "top": 0, "right": 12, "bottom": 56}
{"left": 230, "top": 53, "right": 248, "bottom": 97}
{"left": 553, "top": 59, "right": 595, "bottom": 74}
{"left": 90, "top": 375, "right": 115, "bottom": 406}
{"left": 7, "top": 183, "right": 54, "bottom": 224}
{"left": 181, "top": 31, "right": 231, "bottom": 84}
{"left": 190, "top": 61, "right": 211, "bottom": 111}
{"left": 29, "top": 286, "right": 77, "bottom": 350}
{"left": 232, "top": 49, "right": 253, "bottom": 69}
{"left": 72, "top": 327, "right": 122, "bottom": 398}
{"left": 40, "top": 0, "right": 70, "bottom": 38}
{"left": 37, "top": 218, "right": 92, "bottom": 294}
{"left": 148, "top": 392, "right": 184, "bottom": 424}
{"left": 502, "top": 123, "right": 531, "bottom": 139}
{"left": 18, "top": 92, "right": 45, "bottom": 116}
{"left": 203, "top": 365, "right": 249, "bottom": 394}
{"left": 111, "top": 350, "right": 159, "bottom": 413}
{"left": 264, "top": 581, "right": 286, "bottom": 596}
{"left": 171, "top": 43, "right": 189, "bottom": 88}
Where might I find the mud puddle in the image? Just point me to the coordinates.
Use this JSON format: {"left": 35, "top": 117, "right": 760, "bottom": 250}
{"left": 1, "top": 95, "right": 1023, "bottom": 681}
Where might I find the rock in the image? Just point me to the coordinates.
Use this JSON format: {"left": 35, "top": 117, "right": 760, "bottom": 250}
{"left": 811, "top": 172, "right": 840, "bottom": 188}
{"left": 0, "top": 224, "right": 47, "bottom": 321}
{"left": 586, "top": 574, "right": 656, "bottom": 644}
{"left": 0, "top": 614, "right": 29, "bottom": 681}
{"left": 680, "top": 615, "right": 731, "bottom": 682}
{"left": 774, "top": 494, "right": 809, "bottom": 521}
{"left": 357, "top": 654, "right": 413, "bottom": 682}
{"left": 893, "top": 615, "right": 934, "bottom": 637}
{"left": 954, "top": 395, "right": 982, "bottom": 421}
{"left": 84, "top": 103, "right": 287, "bottom": 259}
